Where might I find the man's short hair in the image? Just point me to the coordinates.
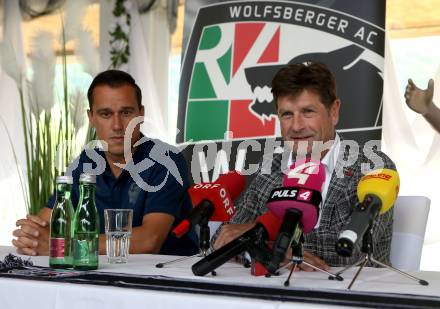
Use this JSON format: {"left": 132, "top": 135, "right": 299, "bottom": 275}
{"left": 87, "top": 70, "right": 142, "bottom": 109}
{"left": 271, "top": 62, "right": 337, "bottom": 110}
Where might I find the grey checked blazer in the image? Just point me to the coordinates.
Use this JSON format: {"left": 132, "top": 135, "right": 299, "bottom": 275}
{"left": 217, "top": 141, "right": 396, "bottom": 267}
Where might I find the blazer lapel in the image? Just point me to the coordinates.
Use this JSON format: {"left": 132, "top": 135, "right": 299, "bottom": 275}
{"left": 322, "top": 141, "right": 359, "bottom": 226}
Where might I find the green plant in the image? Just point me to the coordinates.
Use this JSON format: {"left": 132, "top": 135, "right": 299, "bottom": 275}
{"left": 1, "top": 27, "right": 88, "bottom": 215}
{"left": 39, "top": 41, "right": 87, "bottom": 214}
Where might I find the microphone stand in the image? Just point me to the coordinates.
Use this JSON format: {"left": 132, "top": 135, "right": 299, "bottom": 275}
{"left": 283, "top": 241, "right": 343, "bottom": 286}
{"left": 155, "top": 219, "right": 217, "bottom": 275}
{"left": 331, "top": 225, "right": 429, "bottom": 289}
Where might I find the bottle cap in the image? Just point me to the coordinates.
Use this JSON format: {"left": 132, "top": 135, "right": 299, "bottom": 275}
{"left": 79, "top": 173, "right": 96, "bottom": 184}
{"left": 56, "top": 176, "right": 73, "bottom": 184}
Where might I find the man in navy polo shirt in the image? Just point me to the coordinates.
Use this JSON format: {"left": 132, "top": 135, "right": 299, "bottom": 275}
{"left": 12, "top": 70, "right": 198, "bottom": 256}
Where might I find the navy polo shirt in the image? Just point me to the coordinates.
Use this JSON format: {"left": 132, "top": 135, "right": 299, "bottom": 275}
{"left": 47, "top": 136, "right": 199, "bottom": 256}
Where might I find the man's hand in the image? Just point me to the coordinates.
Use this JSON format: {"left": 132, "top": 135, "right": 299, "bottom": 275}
{"left": 12, "top": 214, "right": 50, "bottom": 256}
{"left": 405, "top": 78, "right": 434, "bottom": 115}
{"left": 299, "top": 250, "right": 329, "bottom": 271}
{"left": 213, "top": 223, "right": 256, "bottom": 250}
{"left": 286, "top": 249, "right": 329, "bottom": 272}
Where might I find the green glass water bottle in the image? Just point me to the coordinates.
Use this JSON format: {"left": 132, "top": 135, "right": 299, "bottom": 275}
{"left": 72, "top": 173, "right": 99, "bottom": 270}
{"left": 49, "top": 176, "right": 74, "bottom": 268}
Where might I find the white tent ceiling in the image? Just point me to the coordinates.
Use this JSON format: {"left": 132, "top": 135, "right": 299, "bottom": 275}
{"left": 3, "top": 0, "right": 438, "bottom": 57}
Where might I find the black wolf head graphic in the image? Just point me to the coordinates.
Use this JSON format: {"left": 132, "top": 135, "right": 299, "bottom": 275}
{"left": 244, "top": 44, "right": 383, "bottom": 129}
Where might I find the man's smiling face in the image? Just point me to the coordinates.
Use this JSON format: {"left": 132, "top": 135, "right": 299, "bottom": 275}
{"left": 277, "top": 89, "right": 340, "bottom": 157}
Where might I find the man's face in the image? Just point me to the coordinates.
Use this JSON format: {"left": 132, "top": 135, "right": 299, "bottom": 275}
{"left": 277, "top": 89, "right": 340, "bottom": 157}
{"left": 87, "top": 84, "right": 144, "bottom": 160}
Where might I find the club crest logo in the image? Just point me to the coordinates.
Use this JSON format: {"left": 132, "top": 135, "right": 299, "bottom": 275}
{"left": 178, "top": 1, "right": 385, "bottom": 143}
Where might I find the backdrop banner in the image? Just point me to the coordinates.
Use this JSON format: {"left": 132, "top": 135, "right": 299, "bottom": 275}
{"left": 177, "top": 0, "right": 385, "bottom": 183}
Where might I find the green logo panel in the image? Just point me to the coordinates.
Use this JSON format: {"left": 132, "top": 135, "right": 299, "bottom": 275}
{"left": 186, "top": 100, "right": 229, "bottom": 141}
{"left": 189, "top": 63, "right": 216, "bottom": 99}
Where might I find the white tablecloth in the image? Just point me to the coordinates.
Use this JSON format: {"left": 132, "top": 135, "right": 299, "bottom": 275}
{"left": 1, "top": 246, "right": 439, "bottom": 309}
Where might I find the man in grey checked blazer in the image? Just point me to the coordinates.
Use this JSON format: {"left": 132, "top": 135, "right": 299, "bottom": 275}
{"left": 213, "top": 62, "right": 396, "bottom": 270}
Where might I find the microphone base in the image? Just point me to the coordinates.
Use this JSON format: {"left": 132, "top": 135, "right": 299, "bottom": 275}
{"left": 302, "top": 261, "right": 343, "bottom": 281}
{"left": 283, "top": 260, "right": 343, "bottom": 287}
{"left": 155, "top": 253, "right": 202, "bottom": 268}
{"left": 335, "top": 219, "right": 429, "bottom": 288}
{"left": 156, "top": 250, "right": 218, "bottom": 276}
{"left": 334, "top": 254, "right": 429, "bottom": 289}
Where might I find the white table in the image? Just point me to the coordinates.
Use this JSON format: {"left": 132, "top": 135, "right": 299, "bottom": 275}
{"left": 1, "top": 246, "right": 439, "bottom": 309}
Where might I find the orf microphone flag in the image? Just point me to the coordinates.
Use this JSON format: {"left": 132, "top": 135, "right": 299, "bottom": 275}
{"left": 336, "top": 169, "right": 400, "bottom": 257}
{"left": 172, "top": 171, "right": 245, "bottom": 238}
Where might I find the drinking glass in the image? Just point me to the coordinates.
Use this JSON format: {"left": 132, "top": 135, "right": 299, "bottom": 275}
{"left": 104, "top": 209, "right": 133, "bottom": 263}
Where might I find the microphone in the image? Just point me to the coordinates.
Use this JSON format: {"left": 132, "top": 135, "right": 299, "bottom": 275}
{"left": 191, "top": 211, "right": 280, "bottom": 276}
{"left": 335, "top": 169, "right": 400, "bottom": 257}
{"left": 264, "top": 160, "right": 325, "bottom": 273}
{"left": 267, "top": 161, "right": 325, "bottom": 232}
{"left": 172, "top": 171, "right": 245, "bottom": 238}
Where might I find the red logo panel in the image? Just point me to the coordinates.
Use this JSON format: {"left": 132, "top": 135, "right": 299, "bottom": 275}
{"left": 229, "top": 99, "right": 276, "bottom": 138}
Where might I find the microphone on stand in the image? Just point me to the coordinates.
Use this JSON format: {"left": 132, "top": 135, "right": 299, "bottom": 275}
{"left": 192, "top": 160, "right": 331, "bottom": 278}
{"left": 332, "top": 169, "right": 427, "bottom": 289}
{"left": 257, "top": 160, "right": 343, "bottom": 283}
{"left": 156, "top": 171, "right": 245, "bottom": 269}
{"left": 335, "top": 169, "right": 399, "bottom": 257}
{"left": 191, "top": 211, "right": 281, "bottom": 276}
{"left": 264, "top": 160, "right": 325, "bottom": 274}
{"left": 172, "top": 171, "right": 245, "bottom": 238}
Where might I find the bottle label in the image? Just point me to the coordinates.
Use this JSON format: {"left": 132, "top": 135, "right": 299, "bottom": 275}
{"left": 50, "top": 238, "right": 65, "bottom": 258}
{"left": 73, "top": 238, "right": 98, "bottom": 264}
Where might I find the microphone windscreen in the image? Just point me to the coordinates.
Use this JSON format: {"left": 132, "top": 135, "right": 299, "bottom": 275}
{"left": 189, "top": 171, "right": 246, "bottom": 222}
{"left": 215, "top": 171, "right": 246, "bottom": 200}
{"left": 267, "top": 160, "right": 325, "bottom": 233}
{"left": 256, "top": 211, "right": 281, "bottom": 241}
{"left": 357, "top": 169, "right": 400, "bottom": 214}
{"left": 283, "top": 160, "right": 325, "bottom": 190}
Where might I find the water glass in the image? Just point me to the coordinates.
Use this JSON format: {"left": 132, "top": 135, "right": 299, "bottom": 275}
{"left": 104, "top": 209, "right": 133, "bottom": 263}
